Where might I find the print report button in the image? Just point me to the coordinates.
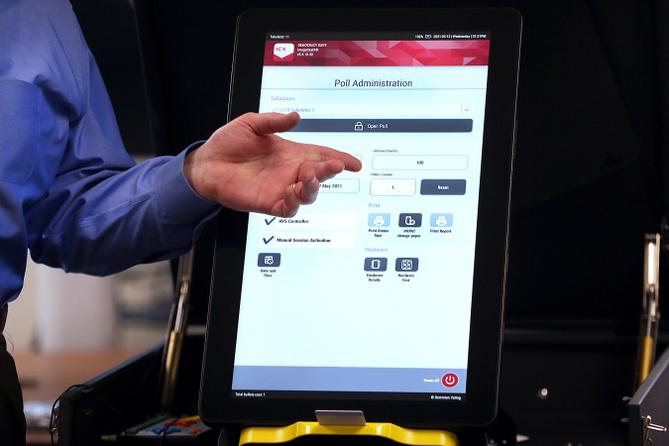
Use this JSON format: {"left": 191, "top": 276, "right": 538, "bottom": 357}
{"left": 430, "top": 213, "right": 453, "bottom": 228}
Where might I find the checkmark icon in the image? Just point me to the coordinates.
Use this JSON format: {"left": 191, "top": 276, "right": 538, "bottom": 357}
{"left": 265, "top": 217, "right": 277, "bottom": 225}
{"left": 263, "top": 236, "right": 274, "bottom": 245}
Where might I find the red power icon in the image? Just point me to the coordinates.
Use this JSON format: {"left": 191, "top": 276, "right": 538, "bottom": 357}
{"left": 441, "top": 373, "right": 459, "bottom": 388}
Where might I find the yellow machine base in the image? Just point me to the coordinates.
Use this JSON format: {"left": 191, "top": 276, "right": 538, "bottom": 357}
{"left": 239, "top": 422, "right": 458, "bottom": 446}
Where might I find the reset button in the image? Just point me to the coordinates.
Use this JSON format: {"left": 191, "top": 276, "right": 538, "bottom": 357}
{"left": 420, "top": 179, "right": 466, "bottom": 195}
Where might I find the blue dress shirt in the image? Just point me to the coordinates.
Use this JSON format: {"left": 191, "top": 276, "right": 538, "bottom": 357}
{"left": 0, "top": 0, "right": 219, "bottom": 308}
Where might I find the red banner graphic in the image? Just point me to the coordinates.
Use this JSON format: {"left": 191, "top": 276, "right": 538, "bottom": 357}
{"left": 264, "top": 40, "right": 490, "bottom": 67}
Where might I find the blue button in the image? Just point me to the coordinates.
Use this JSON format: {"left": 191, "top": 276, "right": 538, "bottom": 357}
{"left": 364, "top": 257, "right": 387, "bottom": 271}
{"left": 430, "top": 213, "right": 453, "bottom": 228}
{"left": 258, "top": 253, "right": 281, "bottom": 267}
{"left": 420, "top": 180, "right": 466, "bottom": 195}
{"left": 368, "top": 213, "right": 390, "bottom": 227}
{"left": 399, "top": 213, "right": 422, "bottom": 227}
{"left": 395, "top": 257, "right": 419, "bottom": 272}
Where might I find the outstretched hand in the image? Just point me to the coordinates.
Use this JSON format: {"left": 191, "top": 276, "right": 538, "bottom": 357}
{"left": 184, "top": 112, "right": 362, "bottom": 217}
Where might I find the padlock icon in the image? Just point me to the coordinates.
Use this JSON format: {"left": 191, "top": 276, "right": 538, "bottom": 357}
{"left": 354, "top": 121, "right": 364, "bottom": 131}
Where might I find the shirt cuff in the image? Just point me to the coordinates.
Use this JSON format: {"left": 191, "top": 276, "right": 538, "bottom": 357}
{"left": 154, "top": 141, "right": 220, "bottom": 225}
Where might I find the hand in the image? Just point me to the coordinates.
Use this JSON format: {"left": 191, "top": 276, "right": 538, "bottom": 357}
{"left": 184, "top": 112, "right": 362, "bottom": 217}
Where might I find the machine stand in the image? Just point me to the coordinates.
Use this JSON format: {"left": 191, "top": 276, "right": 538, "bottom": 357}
{"left": 216, "top": 409, "right": 519, "bottom": 446}
{"left": 217, "top": 410, "right": 459, "bottom": 446}
{"left": 238, "top": 423, "right": 457, "bottom": 446}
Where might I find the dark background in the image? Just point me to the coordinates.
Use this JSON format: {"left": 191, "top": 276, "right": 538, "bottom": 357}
{"left": 71, "top": 0, "right": 669, "bottom": 328}
{"left": 67, "top": 1, "right": 669, "bottom": 443}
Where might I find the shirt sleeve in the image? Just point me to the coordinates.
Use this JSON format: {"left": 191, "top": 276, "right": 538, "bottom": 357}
{"left": 24, "top": 11, "right": 219, "bottom": 275}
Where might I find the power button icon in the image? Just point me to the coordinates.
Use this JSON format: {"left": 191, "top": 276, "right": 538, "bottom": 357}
{"left": 441, "top": 373, "right": 459, "bottom": 388}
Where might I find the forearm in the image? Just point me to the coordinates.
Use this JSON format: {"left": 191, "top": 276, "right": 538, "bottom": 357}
{"left": 28, "top": 147, "right": 219, "bottom": 275}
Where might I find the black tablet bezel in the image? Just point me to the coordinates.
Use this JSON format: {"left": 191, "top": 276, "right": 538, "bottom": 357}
{"left": 200, "top": 8, "right": 521, "bottom": 428}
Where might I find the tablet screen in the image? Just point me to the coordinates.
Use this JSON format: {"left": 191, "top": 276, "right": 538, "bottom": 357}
{"left": 232, "top": 32, "right": 490, "bottom": 402}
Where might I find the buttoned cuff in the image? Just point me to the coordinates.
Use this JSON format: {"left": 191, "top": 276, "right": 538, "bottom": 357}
{"left": 154, "top": 141, "right": 220, "bottom": 225}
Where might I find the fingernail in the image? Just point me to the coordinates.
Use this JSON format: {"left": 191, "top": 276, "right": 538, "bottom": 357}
{"left": 286, "top": 206, "right": 298, "bottom": 218}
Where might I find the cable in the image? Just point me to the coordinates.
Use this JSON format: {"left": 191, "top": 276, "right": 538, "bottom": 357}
{"left": 160, "top": 415, "right": 182, "bottom": 446}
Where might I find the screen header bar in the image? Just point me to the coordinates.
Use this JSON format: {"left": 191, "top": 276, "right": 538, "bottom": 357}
{"left": 264, "top": 39, "right": 490, "bottom": 67}
{"left": 267, "top": 32, "right": 489, "bottom": 40}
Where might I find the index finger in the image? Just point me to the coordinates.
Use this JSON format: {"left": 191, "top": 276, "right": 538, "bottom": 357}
{"left": 275, "top": 136, "right": 362, "bottom": 171}
{"left": 301, "top": 143, "right": 362, "bottom": 172}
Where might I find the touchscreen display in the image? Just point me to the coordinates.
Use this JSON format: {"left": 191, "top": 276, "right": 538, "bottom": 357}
{"left": 232, "top": 32, "right": 490, "bottom": 401}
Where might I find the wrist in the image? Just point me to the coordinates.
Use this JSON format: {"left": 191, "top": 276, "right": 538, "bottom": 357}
{"left": 153, "top": 145, "right": 219, "bottom": 225}
{"left": 183, "top": 142, "right": 211, "bottom": 201}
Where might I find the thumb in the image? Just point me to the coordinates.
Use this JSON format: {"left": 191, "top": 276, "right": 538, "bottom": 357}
{"left": 248, "top": 112, "right": 300, "bottom": 135}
